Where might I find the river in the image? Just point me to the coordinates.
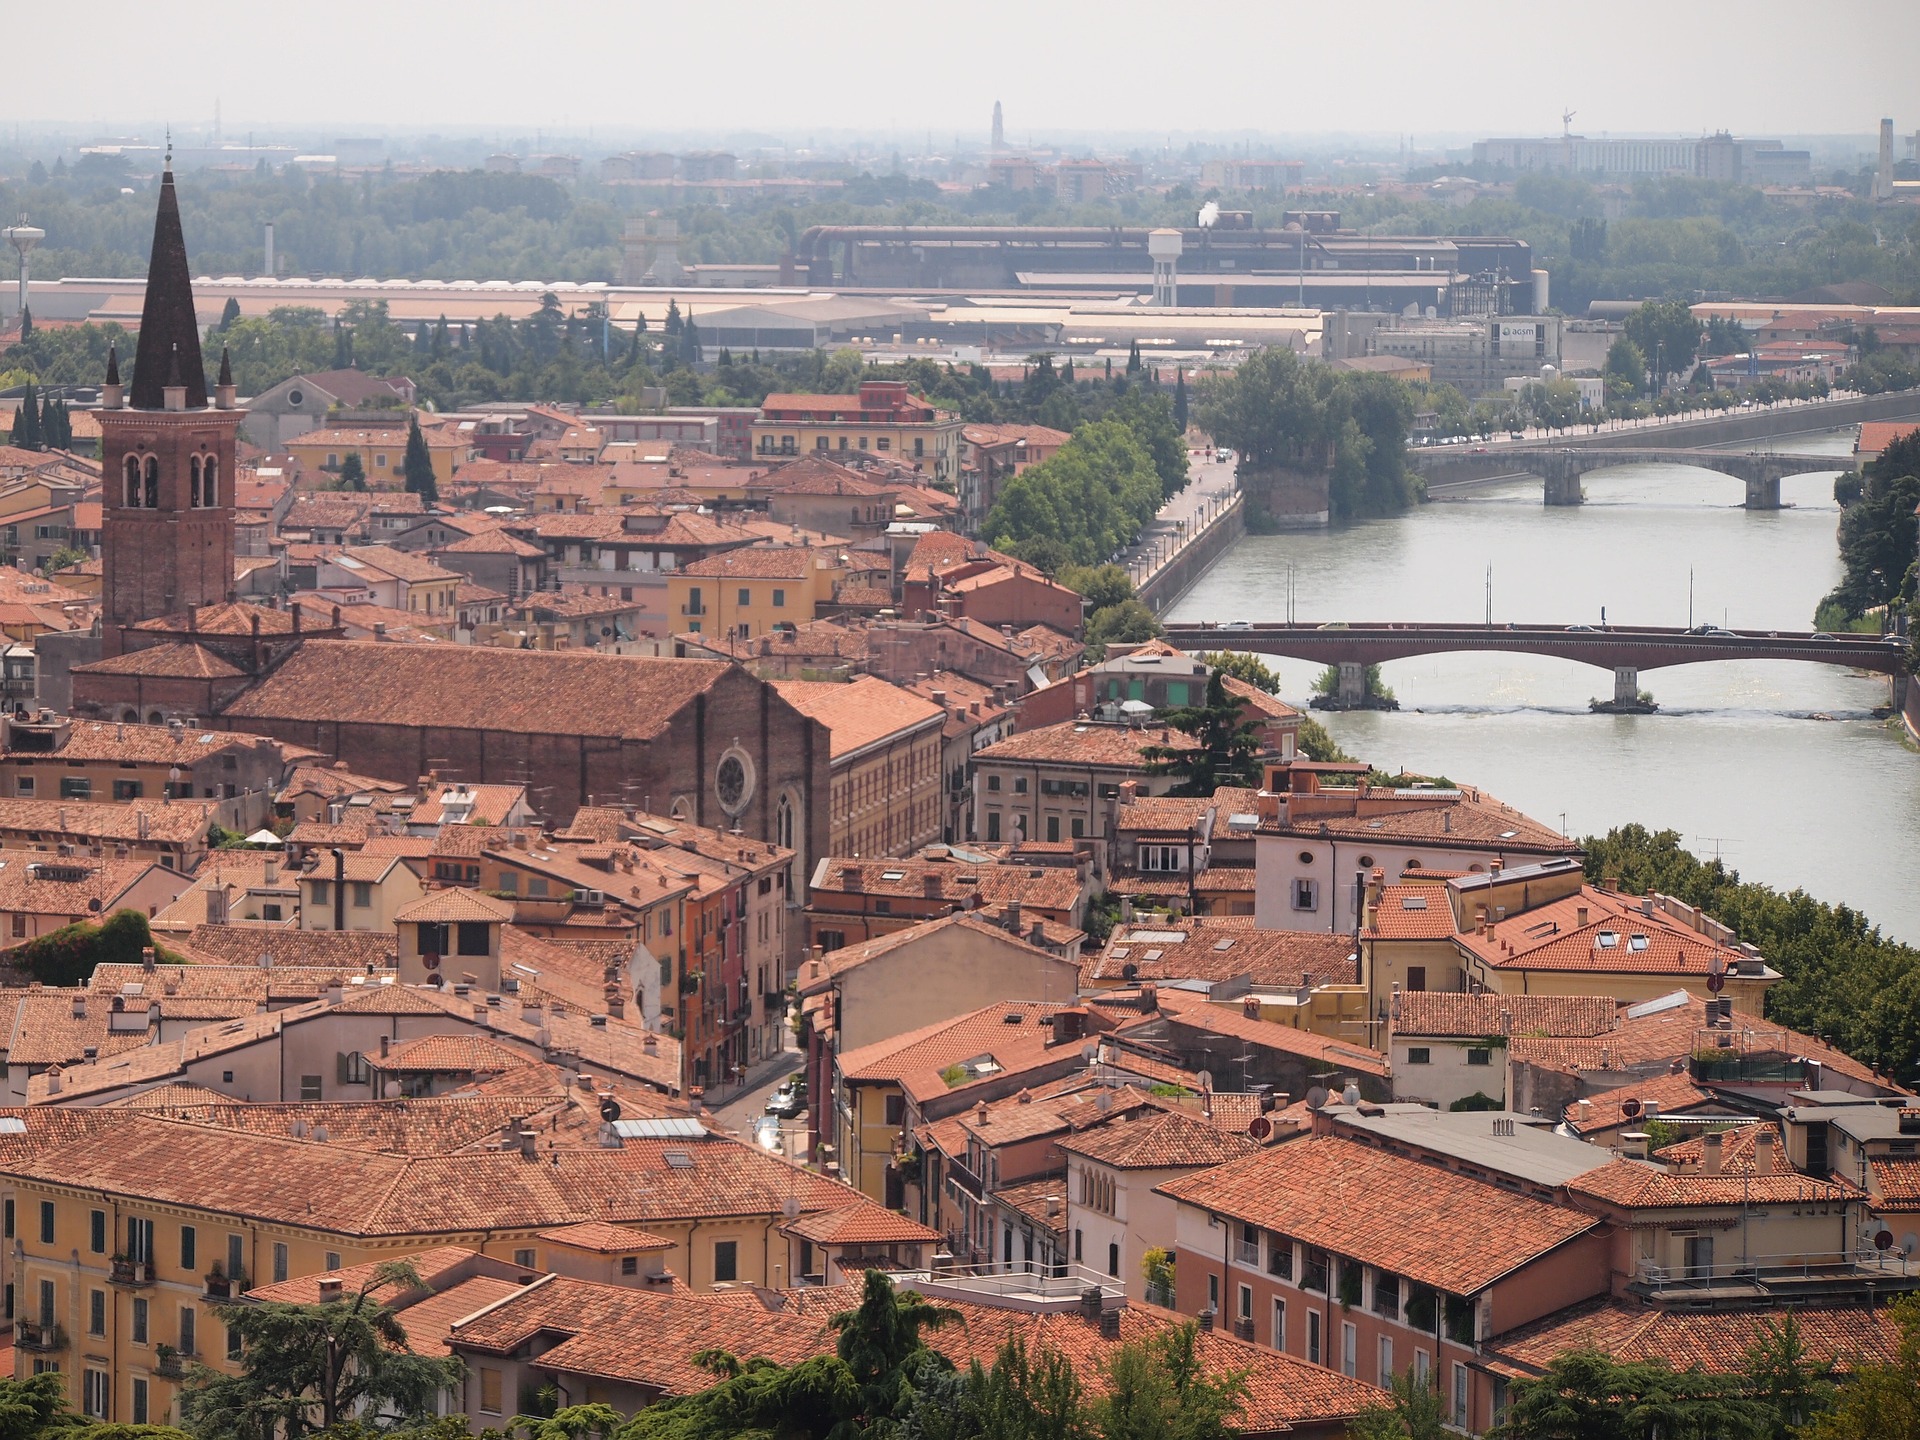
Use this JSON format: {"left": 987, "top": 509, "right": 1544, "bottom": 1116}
{"left": 1168, "top": 430, "right": 1920, "bottom": 942}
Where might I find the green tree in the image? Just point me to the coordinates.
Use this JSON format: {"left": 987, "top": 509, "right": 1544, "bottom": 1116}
{"left": 1622, "top": 300, "right": 1702, "bottom": 391}
{"left": 401, "top": 414, "right": 438, "bottom": 503}
{"left": 336, "top": 452, "right": 368, "bottom": 492}
{"left": 1084, "top": 600, "right": 1162, "bottom": 661}
{"left": 1491, "top": 1347, "right": 1763, "bottom": 1440}
{"left": 0, "top": 1372, "right": 80, "bottom": 1440}
{"left": 1351, "top": 1369, "right": 1447, "bottom": 1440}
{"left": 1143, "top": 671, "right": 1263, "bottom": 795}
{"left": 219, "top": 297, "right": 242, "bottom": 331}
{"left": 1579, "top": 825, "right": 1920, "bottom": 1081}
{"left": 1059, "top": 563, "right": 1136, "bottom": 614}
{"left": 44, "top": 544, "right": 89, "bottom": 574}
{"left": 1172, "top": 370, "right": 1189, "bottom": 433}
{"left": 1094, "top": 1322, "right": 1246, "bottom": 1440}
{"left": 10, "top": 380, "right": 42, "bottom": 451}
{"left": 180, "top": 1260, "right": 462, "bottom": 1440}
{"left": 1603, "top": 337, "right": 1647, "bottom": 401}
{"left": 1818, "top": 428, "right": 1920, "bottom": 620}
{"left": 1295, "top": 716, "right": 1355, "bottom": 764}
{"left": 1740, "top": 1311, "right": 1836, "bottom": 1440}
{"left": 903, "top": 1340, "right": 1089, "bottom": 1440}
{"left": 1800, "top": 1295, "right": 1919, "bottom": 1440}
{"left": 1199, "top": 651, "right": 1279, "bottom": 693}
{"left": 15, "top": 909, "right": 175, "bottom": 987}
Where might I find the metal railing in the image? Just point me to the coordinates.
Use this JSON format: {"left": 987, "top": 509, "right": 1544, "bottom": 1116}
{"left": 1633, "top": 1249, "right": 1920, "bottom": 1291}
{"left": 1234, "top": 1240, "right": 1261, "bottom": 1267}
{"left": 1145, "top": 1281, "right": 1176, "bottom": 1309}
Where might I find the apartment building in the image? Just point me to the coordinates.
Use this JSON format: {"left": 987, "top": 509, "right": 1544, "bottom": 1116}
{"left": 752, "top": 382, "right": 964, "bottom": 488}
{"left": 771, "top": 678, "right": 945, "bottom": 860}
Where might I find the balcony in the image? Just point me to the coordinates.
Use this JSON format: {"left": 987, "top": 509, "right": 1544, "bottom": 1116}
{"left": 203, "top": 1269, "right": 249, "bottom": 1301}
{"left": 16, "top": 1320, "right": 66, "bottom": 1351}
{"left": 1234, "top": 1239, "right": 1261, "bottom": 1267}
{"left": 110, "top": 1257, "right": 156, "bottom": 1287}
{"left": 1145, "top": 1281, "right": 1176, "bottom": 1309}
{"left": 155, "top": 1344, "right": 193, "bottom": 1379}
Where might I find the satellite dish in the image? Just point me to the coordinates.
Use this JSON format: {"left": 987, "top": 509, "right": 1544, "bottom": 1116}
{"left": 1196, "top": 1070, "right": 1214, "bottom": 1092}
{"left": 1875, "top": 1229, "right": 1895, "bottom": 1252}
{"left": 1621, "top": 1098, "right": 1643, "bottom": 1120}
{"left": 1248, "top": 1115, "right": 1273, "bottom": 1141}
{"left": 1305, "top": 1086, "right": 1329, "bottom": 1111}
{"left": 600, "top": 1097, "right": 622, "bottom": 1123}
{"left": 781, "top": 1197, "right": 802, "bottom": 1219}
{"left": 1081, "top": 1043, "right": 1099, "bottom": 1063}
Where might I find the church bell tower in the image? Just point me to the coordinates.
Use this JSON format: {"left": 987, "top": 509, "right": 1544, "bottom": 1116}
{"left": 97, "top": 147, "right": 242, "bottom": 657}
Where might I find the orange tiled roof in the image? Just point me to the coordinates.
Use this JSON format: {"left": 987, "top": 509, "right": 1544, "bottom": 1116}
{"left": 1568, "top": 1156, "right": 1860, "bottom": 1209}
{"left": 538, "top": 1220, "right": 675, "bottom": 1253}
{"left": 1057, "top": 1107, "right": 1260, "bottom": 1169}
{"left": 220, "top": 640, "right": 733, "bottom": 741}
{"left": 1158, "top": 1134, "right": 1599, "bottom": 1294}
{"left": 782, "top": 1200, "right": 941, "bottom": 1246}
{"left": 771, "top": 676, "right": 944, "bottom": 759}
{"left": 1483, "top": 1297, "right": 1901, "bottom": 1378}
{"left": 1392, "top": 993, "right": 1618, "bottom": 1039}
{"left": 974, "top": 720, "right": 1197, "bottom": 770}
{"left": 1090, "top": 920, "right": 1350, "bottom": 988}
{"left": 367, "top": 1033, "right": 531, "bottom": 1074}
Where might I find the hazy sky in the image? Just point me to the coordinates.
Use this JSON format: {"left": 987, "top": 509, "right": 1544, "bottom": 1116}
{"left": 10, "top": 0, "right": 1916, "bottom": 145}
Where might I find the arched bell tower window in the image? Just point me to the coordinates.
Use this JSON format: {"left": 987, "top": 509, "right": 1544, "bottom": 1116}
{"left": 123, "top": 455, "right": 142, "bottom": 508}
{"left": 202, "top": 455, "right": 218, "bottom": 508}
{"left": 189, "top": 456, "right": 202, "bottom": 509}
{"left": 143, "top": 456, "right": 159, "bottom": 509}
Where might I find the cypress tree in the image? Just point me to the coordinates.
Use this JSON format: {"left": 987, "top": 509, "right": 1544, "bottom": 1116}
{"left": 219, "top": 296, "right": 242, "bottom": 331}
{"left": 14, "top": 381, "right": 41, "bottom": 450}
{"left": 1174, "top": 369, "right": 1189, "bottom": 432}
{"left": 664, "top": 300, "right": 682, "bottom": 337}
{"left": 432, "top": 315, "right": 449, "bottom": 358}
{"left": 338, "top": 451, "right": 368, "bottom": 491}
{"left": 17, "top": 307, "right": 31, "bottom": 342}
{"left": 402, "top": 414, "right": 438, "bottom": 504}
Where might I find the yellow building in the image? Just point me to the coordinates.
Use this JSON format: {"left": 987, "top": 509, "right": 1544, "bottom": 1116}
{"left": 2, "top": 1104, "right": 863, "bottom": 1424}
{"left": 770, "top": 677, "right": 944, "bottom": 859}
{"left": 285, "top": 421, "right": 472, "bottom": 490}
{"left": 1359, "top": 860, "right": 1779, "bottom": 1025}
{"left": 752, "top": 381, "right": 963, "bottom": 488}
{"left": 666, "top": 547, "right": 847, "bottom": 640}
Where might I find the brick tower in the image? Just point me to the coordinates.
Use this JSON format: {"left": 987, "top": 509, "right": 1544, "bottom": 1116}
{"left": 97, "top": 151, "right": 242, "bottom": 657}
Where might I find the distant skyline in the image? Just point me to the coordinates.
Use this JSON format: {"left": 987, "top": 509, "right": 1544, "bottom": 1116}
{"left": 7, "top": 0, "right": 1916, "bottom": 143}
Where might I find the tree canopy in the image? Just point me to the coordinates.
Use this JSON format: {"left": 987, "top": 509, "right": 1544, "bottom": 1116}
{"left": 1196, "top": 349, "right": 1416, "bottom": 523}
{"left": 1143, "top": 671, "right": 1265, "bottom": 795}
{"left": 180, "top": 1261, "right": 463, "bottom": 1440}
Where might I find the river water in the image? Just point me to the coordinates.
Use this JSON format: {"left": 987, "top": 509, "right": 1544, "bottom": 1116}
{"left": 1168, "top": 430, "right": 1920, "bottom": 942}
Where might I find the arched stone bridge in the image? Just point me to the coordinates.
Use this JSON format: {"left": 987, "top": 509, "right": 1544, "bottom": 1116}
{"left": 1414, "top": 447, "right": 1843, "bottom": 508}
{"left": 1163, "top": 622, "right": 1907, "bottom": 705}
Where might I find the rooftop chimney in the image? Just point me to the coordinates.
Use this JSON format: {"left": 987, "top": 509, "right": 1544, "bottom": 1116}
{"left": 1753, "top": 1128, "right": 1776, "bottom": 1176}
{"left": 1700, "top": 1131, "right": 1723, "bottom": 1176}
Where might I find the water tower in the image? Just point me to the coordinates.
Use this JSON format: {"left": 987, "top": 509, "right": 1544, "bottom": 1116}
{"left": 3, "top": 216, "right": 45, "bottom": 321}
{"left": 1147, "top": 228, "right": 1183, "bottom": 307}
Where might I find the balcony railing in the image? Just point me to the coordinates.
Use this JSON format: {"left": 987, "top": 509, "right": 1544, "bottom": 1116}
{"left": 110, "top": 1257, "right": 155, "bottom": 1287}
{"left": 1145, "top": 1281, "right": 1176, "bottom": 1309}
{"left": 15, "top": 1320, "right": 66, "bottom": 1351}
{"left": 1233, "top": 1240, "right": 1261, "bottom": 1267}
{"left": 1632, "top": 1249, "right": 1920, "bottom": 1294}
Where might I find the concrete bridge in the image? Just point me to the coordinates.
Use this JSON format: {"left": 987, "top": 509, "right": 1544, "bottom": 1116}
{"left": 1162, "top": 622, "right": 1907, "bottom": 706}
{"left": 1413, "top": 446, "right": 1841, "bottom": 508}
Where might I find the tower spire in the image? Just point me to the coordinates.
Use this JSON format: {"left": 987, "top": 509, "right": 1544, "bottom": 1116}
{"left": 128, "top": 153, "right": 207, "bottom": 409}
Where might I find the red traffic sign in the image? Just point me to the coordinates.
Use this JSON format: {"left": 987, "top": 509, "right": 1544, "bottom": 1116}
{"left": 1248, "top": 1116, "right": 1273, "bottom": 1141}
{"left": 1706, "top": 971, "right": 1725, "bottom": 993}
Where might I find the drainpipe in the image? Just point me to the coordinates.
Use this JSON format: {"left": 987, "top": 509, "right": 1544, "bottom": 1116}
{"left": 331, "top": 848, "right": 346, "bottom": 931}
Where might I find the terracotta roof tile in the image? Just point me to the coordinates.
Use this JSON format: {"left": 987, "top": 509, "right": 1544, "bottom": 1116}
{"left": 770, "top": 676, "right": 945, "bottom": 759}
{"left": 975, "top": 721, "right": 1195, "bottom": 770}
{"left": 1568, "top": 1157, "right": 1860, "bottom": 1209}
{"left": 221, "top": 640, "right": 733, "bottom": 741}
{"left": 1057, "top": 1108, "right": 1260, "bottom": 1169}
{"left": 782, "top": 1200, "right": 941, "bottom": 1246}
{"left": 538, "top": 1220, "right": 675, "bottom": 1253}
{"left": 1484, "top": 1297, "right": 1902, "bottom": 1377}
{"left": 1393, "top": 993, "right": 1618, "bottom": 1039}
{"left": 1159, "top": 1134, "right": 1599, "bottom": 1295}
{"left": 1090, "top": 920, "right": 1350, "bottom": 988}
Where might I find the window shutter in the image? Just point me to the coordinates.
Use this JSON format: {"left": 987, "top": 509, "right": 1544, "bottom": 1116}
{"left": 336, "top": 1052, "right": 350, "bottom": 1085}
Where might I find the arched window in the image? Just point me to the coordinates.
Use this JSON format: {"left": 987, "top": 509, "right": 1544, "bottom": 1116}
{"left": 123, "top": 455, "right": 141, "bottom": 508}
{"left": 202, "top": 455, "right": 218, "bottom": 507}
{"left": 775, "top": 793, "right": 795, "bottom": 851}
{"left": 122, "top": 710, "right": 139, "bottom": 724}
{"left": 669, "top": 795, "right": 694, "bottom": 821}
{"left": 146, "top": 711, "right": 163, "bottom": 725}
{"left": 189, "top": 456, "right": 202, "bottom": 509}
{"left": 143, "top": 456, "right": 159, "bottom": 509}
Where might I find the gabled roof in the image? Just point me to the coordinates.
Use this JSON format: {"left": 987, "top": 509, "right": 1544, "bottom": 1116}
{"left": 781, "top": 1200, "right": 940, "bottom": 1246}
{"left": 1392, "top": 993, "right": 1618, "bottom": 1040}
{"left": 1483, "top": 1297, "right": 1902, "bottom": 1378}
{"left": 1158, "top": 1134, "right": 1600, "bottom": 1295}
{"left": 1567, "top": 1157, "right": 1860, "bottom": 1209}
{"left": 393, "top": 888, "right": 515, "bottom": 925}
{"left": 1056, "top": 1108, "right": 1260, "bottom": 1169}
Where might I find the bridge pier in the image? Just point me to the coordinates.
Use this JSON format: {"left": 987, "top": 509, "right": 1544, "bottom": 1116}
{"left": 1745, "top": 473, "right": 1780, "bottom": 510}
{"left": 1338, "top": 661, "right": 1368, "bottom": 707}
{"left": 1543, "top": 471, "right": 1585, "bottom": 506}
{"left": 1613, "top": 667, "right": 1639, "bottom": 706}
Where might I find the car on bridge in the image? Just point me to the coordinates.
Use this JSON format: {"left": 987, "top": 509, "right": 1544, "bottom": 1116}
{"left": 1218, "top": 619, "right": 1251, "bottom": 631}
